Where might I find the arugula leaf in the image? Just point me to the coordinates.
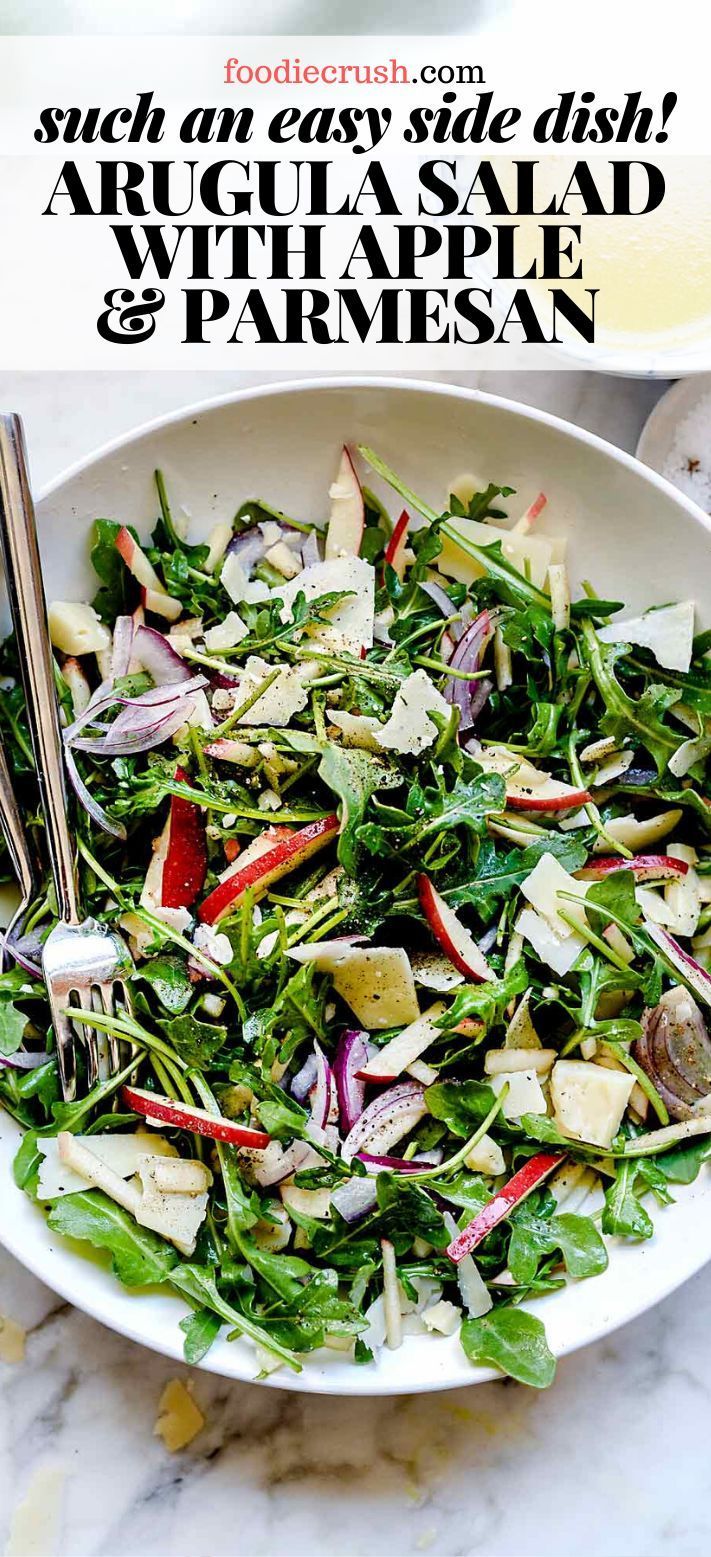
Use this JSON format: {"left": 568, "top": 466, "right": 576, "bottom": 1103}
{"left": 157, "top": 1013, "right": 227, "bottom": 1068}
{"left": 317, "top": 743, "right": 399, "bottom": 875}
{"left": 90, "top": 518, "right": 135, "bottom": 622}
{"left": 179, "top": 1307, "right": 222, "bottom": 1365}
{"left": 452, "top": 833, "right": 588, "bottom": 913}
{"left": 0, "top": 1000, "right": 28, "bottom": 1056}
{"left": 578, "top": 621, "right": 680, "bottom": 773}
{"left": 508, "top": 1209, "right": 608, "bottom": 1284}
{"left": 375, "top": 1174, "right": 448, "bottom": 1250}
{"left": 440, "top": 963, "right": 528, "bottom": 1033}
{"left": 137, "top": 956, "right": 193, "bottom": 1015}
{"left": 586, "top": 869, "right": 640, "bottom": 932}
{"left": 460, "top": 1307, "right": 556, "bottom": 1388}
{"left": 601, "top": 1160, "right": 653, "bottom": 1240}
{"left": 170, "top": 1263, "right": 300, "bottom": 1371}
{"left": 47, "top": 1190, "right": 179, "bottom": 1285}
{"left": 425, "top": 1079, "right": 498, "bottom": 1138}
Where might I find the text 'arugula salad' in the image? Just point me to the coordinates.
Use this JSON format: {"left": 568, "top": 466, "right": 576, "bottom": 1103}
{"left": 2, "top": 444, "right": 711, "bottom": 1389}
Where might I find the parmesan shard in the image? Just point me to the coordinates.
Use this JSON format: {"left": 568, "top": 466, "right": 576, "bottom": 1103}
{"left": 154, "top": 1379, "right": 205, "bottom": 1452}
{"left": 597, "top": 600, "right": 695, "bottom": 674}
{"left": 378, "top": 670, "right": 450, "bottom": 756}
{"left": 277, "top": 556, "right": 375, "bottom": 656}
{"left": 235, "top": 656, "right": 318, "bottom": 727}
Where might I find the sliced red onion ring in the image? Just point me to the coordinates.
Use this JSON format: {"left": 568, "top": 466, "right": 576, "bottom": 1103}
{"left": 132, "top": 625, "right": 194, "bottom": 685}
{"left": 64, "top": 746, "right": 127, "bottom": 840}
{"left": 302, "top": 530, "right": 322, "bottom": 568}
{"left": 421, "top": 579, "right": 456, "bottom": 620}
{"left": 291, "top": 1051, "right": 319, "bottom": 1105}
{"left": 334, "top": 1029, "right": 369, "bottom": 1133}
{"left": 72, "top": 699, "right": 198, "bottom": 757}
{"left": 444, "top": 609, "right": 496, "bottom": 738}
{"left": 330, "top": 1176, "right": 379, "bottom": 1223}
{"left": 1, "top": 926, "right": 42, "bottom": 978}
{"left": 0, "top": 1048, "right": 51, "bottom": 1071}
{"left": 358, "top": 1149, "right": 443, "bottom": 1172}
{"left": 226, "top": 529, "right": 267, "bottom": 573}
{"left": 341, "top": 1080, "right": 427, "bottom": 1163}
{"left": 111, "top": 615, "right": 135, "bottom": 682}
{"left": 645, "top": 923, "right": 711, "bottom": 1009}
{"left": 311, "top": 1042, "right": 338, "bottom": 1129}
{"left": 239, "top": 1138, "right": 318, "bottom": 1188}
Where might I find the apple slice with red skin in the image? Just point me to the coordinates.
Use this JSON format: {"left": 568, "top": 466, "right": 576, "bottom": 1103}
{"left": 446, "top": 1150, "right": 563, "bottom": 1263}
{"left": 383, "top": 509, "right": 410, "bottom": 579}
{"left": 505, "top": 778, "right": 590, "bottom": 813}
{"left": 199, "top": 813, "right": 340, "bottom": 924}
{"left": 141, "top": 585, "right": 182, "bottom": 623}
{"left": 122, "top": 1086, "right": 270, "bottom": 1147}
{"left": 575, "top": 854, "right": 688, "bottom": 884}
{"left": 116, "top": 527, "right": 182, "bottom": 619}
{"left": 418, "top": 874, "right": 494, "bottom": 982}
{"left": 325, "top": 447, "right": 364, "bottom": 560}
{"left": 161, "top": 767, "right": 208, "bottom": 910}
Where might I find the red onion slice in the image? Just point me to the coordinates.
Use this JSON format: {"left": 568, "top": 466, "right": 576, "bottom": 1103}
{"left": 291, "top": 1051, "right": 319, "bottom": 1105}
{"left": 111, "top": 615, "right": 135, "bottom": 682}
{"left": 311, "top": 1042, "right": 338, "bottom": 1130}
{"left": 421, "top": 579, "right": 456, "bottom": 620}
{"left": 334, "top": 1029, "right": 369, "bottom": 1133}
{"left": 132, "top": 625, "right": 194, "bottom": 685}
{"left": 358, "top": 1149, "right": 442, "bottom": 1172}
{"left": 226, "top": 530, "right": 267, "bottom": 573}
{"left": 444, "top": 609, "right": 496, "bottom": 737}
{"left": 341, "top": 1080, "right": 427, "bottom": 1162}
{"left": 645, "top": 923, "right": 711, "bottom": 1009}
{"left": 0, "top": 1048, "right": 51, "bottom": 1071}
{"left": 330, "top": 1177, "right": 378, "bottom": 1222}
{"left": 64, "top": 746, "right": 127, "bottom": 839}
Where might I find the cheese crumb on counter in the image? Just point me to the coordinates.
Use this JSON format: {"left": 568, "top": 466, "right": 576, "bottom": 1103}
{"left": 154, "top": 1378, "right": 205, "bottom": 1452}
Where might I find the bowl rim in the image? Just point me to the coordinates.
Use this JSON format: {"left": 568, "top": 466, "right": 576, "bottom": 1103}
{"left": 34, "top": 373, "right": 711, "bottom": 546}
{"left": 8, "top": 371, "right": 711, "bottom": 1394}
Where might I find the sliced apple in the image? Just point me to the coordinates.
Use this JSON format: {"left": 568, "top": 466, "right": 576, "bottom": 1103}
{"left": 122, "top": 1086, "right": 270, "bottom": 1147}
{"left": 116, "top": 526, "right": 165, "bottom": 592}
{"left": 418, "top": 874, "right": 494, "bottom": 982}
{"left": 325, "top": 447, "right": 364, "bottom": 560}
{"left": 383, "top": 509, "right": 410, "bottom": 579}
{"left": 162, "top": 767, "right": 207, "bottom": 910}
{"left": 198, "top": 813, "right": 339, "bottom": 924}
{"left": 475, "top": 746, "right": 590, "bottom": 812}
{"left": 575, "top": 854, "right": 688, "bottom": 884}
{"left": 356, "top": 1002, "right": 447, "bottom": 1084}
{"left": 141, "top": 586, "right": 183, "bottom": 623}
{"left": 446, "top": 1151, "right": 563, "bottom": 1263}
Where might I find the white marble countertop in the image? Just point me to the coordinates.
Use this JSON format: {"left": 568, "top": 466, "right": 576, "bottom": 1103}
{"left": 1, "top": 367, "right": 710, "bottom": 1557}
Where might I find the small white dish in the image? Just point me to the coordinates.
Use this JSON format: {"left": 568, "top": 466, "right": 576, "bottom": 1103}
{"left": 637, "top": 375, "right": 711, "bottom": 513}
{"left": 2, "top": 376, "right": 711, "bottom": 1395}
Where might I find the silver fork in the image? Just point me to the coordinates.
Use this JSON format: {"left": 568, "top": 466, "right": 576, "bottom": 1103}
{"left": 0, "top": 413, "right": 134, "bottom": 1100}
{"left": 0, "top": 735, "right": 39, "bottom": 975}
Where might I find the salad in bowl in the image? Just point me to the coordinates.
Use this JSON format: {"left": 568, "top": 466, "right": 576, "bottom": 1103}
{"left": 2, "top": 440, "right": 711, "bottom": 1390}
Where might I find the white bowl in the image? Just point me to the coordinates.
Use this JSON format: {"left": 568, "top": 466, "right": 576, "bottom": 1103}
{"left": 2, "top": 376, "right": 711, "bottom": 1396}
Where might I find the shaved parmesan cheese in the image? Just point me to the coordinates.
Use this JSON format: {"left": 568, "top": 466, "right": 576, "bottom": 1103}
{"left": 135, "top": 1157, "right": 211, "bottom": 1255}
{"left": 327, "top": 710, "right": 384, "bottom": 752}
{"left": 598, "top": 600, "right": 695, "bottom": 674}
{"left": 464, "top": 1133, "right": 506, "bottom": 1176}
{"left": 592, "top": 809, "right": 683, "bottom": 852}
{"left": 669, "top": 732, "right": 711, "bottom": 778}
{"left": 550, "top": 1059, "right": 634, "bottom": 1148}
{"left": 580, "top": 736, "right": 619, "bottom": 763}
{"left": 411, "top": 951, "right": 465, "bottom": 992}
{"left": 664, "top": 842, "right": 701, "bottom": 936}
{"left": 521, "top": 851, "right": 589, "bottom": 937}
{"left": 220, "top": 552, "right": 251, "bottom": 604}
{"left": 381, "top": 1238, "right": 403, "bottom": 1350}
{"left": 504, "top": 989, "right": 541, "bottom": 1048}
{"left": 48, "top": 601, "right": 111, "bottom": 657}
{"left": 517, "top": 907, "right": 585, "bottom": 976}
{"left": 484, "top": 1047, "right": 556, "bottom": 1076}
{"left": 334, "top": 946, "right": 420, "bottom": 1030}
{"left": 378, "top": 670, "right": 450, "bottom": 756}
{"left": 277, "top": 556, "right": 375, "bottom": 655}
{"left": 490, "top": 1069, "right": 547, "bottom": 1119}
{"left": 280, "top": 1184, "right": 332, "bottom": 1219}
{"left": 592, "top": 749, "right": 634, "bottom": 787}
{"left": 422, "top": 1299, "right": 461, "bottom": 1336}
{"left": 203, "top": 611, "right": 248, "bottom": 651}
{"left": 154, "top": 1379, "right": 204, "bottom": 1452}
{"left": 236, "top": 656, "right": 317, "bottom": 726}
{"left": 439, "top": 514, "right": 561, "bottom": 592}
{"left": 37, "top": 1132, "right": 176, "bottom": 1199}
